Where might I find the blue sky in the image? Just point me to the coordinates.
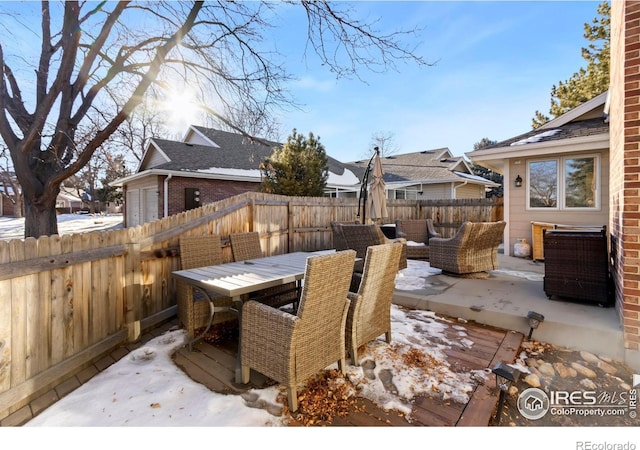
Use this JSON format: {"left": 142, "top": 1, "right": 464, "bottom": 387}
{"left": 0, "top": 1, "right": 603, "bottom": 166}
{"left": 266, "top": 1, "right": 602, "bottom": 162}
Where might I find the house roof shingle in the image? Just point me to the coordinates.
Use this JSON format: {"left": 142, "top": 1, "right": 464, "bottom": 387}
{"left": 482, "top": 117, "right": 608, "bottom": 150}
{"left": 126, "top": 127, "right": 497, "bottom": 189}
{"left": 345, "top": 149, "right": 486, "bottom": 185}
{"left": 149, "top": 138, "right": 267, "bottom": 172}
{"left": 186, "top": 126, "right": 351, "bottom": 176}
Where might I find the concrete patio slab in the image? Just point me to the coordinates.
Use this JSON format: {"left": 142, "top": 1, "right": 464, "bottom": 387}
{"left": 392, "top": 254, "right": 639, "bottom": 370}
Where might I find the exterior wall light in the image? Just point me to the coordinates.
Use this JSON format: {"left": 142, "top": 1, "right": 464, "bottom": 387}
{"left": 515, "top": 174, "right": 523, "bottom": 188}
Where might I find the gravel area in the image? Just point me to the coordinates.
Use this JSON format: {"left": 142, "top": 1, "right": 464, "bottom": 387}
{"left": 491, "top": 340, "right": 639, "bottom": 427}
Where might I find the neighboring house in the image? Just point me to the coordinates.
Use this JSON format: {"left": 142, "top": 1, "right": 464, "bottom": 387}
{"left": 56, "top": 186, "right": 85, "bottom": 213}
{"left": 347, "top": 148, "right": 500, "bottom": 200}
{"left": 1, "top": 186, "right": 17, "bottom": 216}
{"left": 466, "top": 91, "right": 609, "bottom": 257}
{"left": 465, "top": 55, "right": 640, "bottom": 371}
{"left": 111, "top": 126, "right": 361, "bottom": 227}
{"left": 1, "top": 183, "right": 86, "bottom": 216}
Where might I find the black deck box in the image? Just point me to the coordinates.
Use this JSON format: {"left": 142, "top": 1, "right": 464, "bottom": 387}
{"left": 543, "top": 226, "right": 612, "bottom": 306}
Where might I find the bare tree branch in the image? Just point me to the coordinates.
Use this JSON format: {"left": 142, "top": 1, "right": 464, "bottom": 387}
{"left": 0, "top": 0, "right": 428, "bottom": 237}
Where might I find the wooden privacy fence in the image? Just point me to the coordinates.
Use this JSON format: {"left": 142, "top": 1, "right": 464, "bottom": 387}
{"left": 0, "top": 192, "right": 502, "bottom": 419}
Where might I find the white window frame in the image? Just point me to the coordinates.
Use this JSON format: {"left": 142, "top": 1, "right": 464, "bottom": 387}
{"left": 387, "top": 188, "right": 418, "bottom": 200}
{"left": 526, "top": 153, "right": 600, "bottom": 211}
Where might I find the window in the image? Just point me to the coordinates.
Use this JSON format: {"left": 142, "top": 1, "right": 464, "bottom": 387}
{"left": 391, "top": 190, "right": 406, "bottom": 200}
{"left": 387, "top": 189, "right": 418, "bottom": 200}
{"left": 323, "top": 190, "right": 357, "bottom": 198}
{"left": 527, "top": 154, "right": 599, "bottom": 210}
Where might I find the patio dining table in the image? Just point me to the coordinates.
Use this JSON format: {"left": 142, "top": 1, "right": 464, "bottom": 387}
{"left": 171, "top": 250, "right": 338, "bottom": 383}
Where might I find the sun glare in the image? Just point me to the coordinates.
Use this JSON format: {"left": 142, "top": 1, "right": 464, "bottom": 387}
{"left": 164, "top": 89, "right": 201, "bottom": 133}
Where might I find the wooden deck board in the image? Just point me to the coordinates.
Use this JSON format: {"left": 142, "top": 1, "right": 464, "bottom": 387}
{"left": 328, "top": 398, "right": 411, "bottom": 426}
{"left": 411, "top": 395, "right": 465, "bottom": 426}
{"left": 173, "top": 352, "right": 234, "bottom": 394}
{"left": 443, "top": 347, "right": 496, "bottom": 369}
{"left": 172, "top": 317, "right": 524, "bottom": 427}
{"left": 456, "top": 330, "right": 524, "bottom": 426}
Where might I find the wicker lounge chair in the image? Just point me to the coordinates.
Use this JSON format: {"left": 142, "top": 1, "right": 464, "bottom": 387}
{"left": 177, "top": 235, "right": 237, "bottom": 347}
{"left": 240, "top": 250, "right": 356, "bottom": 412}
{"left": 429, "top": 221, "right": 507, "bottom": 276}
{"left": 395, "top": 219, "right": 441, "bottom": 260}
{"left": 345, "top": 243, "right": 403, "bottom": 365}
{"left": 229, "top": 232, "right": 299, "bottom": 309}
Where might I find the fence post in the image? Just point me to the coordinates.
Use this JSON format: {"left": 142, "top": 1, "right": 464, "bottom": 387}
{"left": 288, "top": 200, "right": 294, "bottom": 252}
{"left": 248, "top": 198, "right": 255, "bottom": 232}
{"left": 125, "top": 227, "right": 142, "bottom": 342}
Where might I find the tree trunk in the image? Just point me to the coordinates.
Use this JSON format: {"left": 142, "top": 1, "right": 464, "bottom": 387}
{"left": 24, "top": 194, "right": 58, "bottom": 238}
{"left": 13, "top": 194, "right": 23, "bottom": 218}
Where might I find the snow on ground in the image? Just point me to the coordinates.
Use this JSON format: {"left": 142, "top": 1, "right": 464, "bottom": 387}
{"left": 23, "top": 303, "right": 489, "bottom": 427}
{"left": 0, "top": 213, "right": 123, "bottom": 241}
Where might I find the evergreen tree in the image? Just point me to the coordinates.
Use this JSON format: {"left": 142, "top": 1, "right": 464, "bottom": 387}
{"left": 532, "top": 1, "right": 610, "bottom": 129}
{"left": 473, "top": 137, "right": 497, "bottom": 151}
{"left": 97, "top": 154, "right": 130, "bottom": 205}
{"left": 260, "top": 130, "right": 329, "bottom": 196}
{"left": 472, "top": 137, "right": 503, "bottom": 198}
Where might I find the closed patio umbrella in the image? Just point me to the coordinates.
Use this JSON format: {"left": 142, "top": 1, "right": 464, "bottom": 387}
{"left": 368, "top": 149, "right": 388, "bottom": 222}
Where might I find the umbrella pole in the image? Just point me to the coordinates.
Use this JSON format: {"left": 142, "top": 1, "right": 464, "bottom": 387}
{"left": 357, "top": 148, "right": 378, "bottom": 224}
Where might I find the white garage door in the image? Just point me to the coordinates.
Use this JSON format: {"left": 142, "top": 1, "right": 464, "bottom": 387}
{"left": 126, "top": 189, "right": 140, "bottom": 227}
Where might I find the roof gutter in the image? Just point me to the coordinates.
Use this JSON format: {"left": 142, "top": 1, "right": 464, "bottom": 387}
{"left": 110, "top": 168, "right": 259, "bottom": 186}
{"left": 466, "top": 133, "right": 609, "bottom": 174}
{"left": 466, "top": 133, "right": 609, "bottom": 161}
{"left": 112, "top": 168, "right": 362, "bottom": 189}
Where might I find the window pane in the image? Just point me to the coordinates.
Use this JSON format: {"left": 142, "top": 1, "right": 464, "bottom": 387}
{"left": 529, "top": 160, "right": 558, "bottom": 207}
{"left": 565, "top": 157, "right": 596, "bottom": 208}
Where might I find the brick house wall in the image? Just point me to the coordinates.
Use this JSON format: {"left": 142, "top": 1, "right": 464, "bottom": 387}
{"left": 162, "top": 176, "right": 259, "bottom": 217}
{"left": 1, "top": 195, "right": 16, "bottom": 216}
{"left": 610, "top": 0, "right": 640, "bottom": 361}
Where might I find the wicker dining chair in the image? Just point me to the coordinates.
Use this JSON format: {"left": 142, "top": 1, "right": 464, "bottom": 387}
{"left": 229, "top": 232, "right": 299, "bottom": 309}
{"left": 331, "top": 222, "right": 407, "bottom": 271}
{"left": 177, "top": 235, "right": 237, "bottom": 347}
{"left": 345, "top": 242, "right": 403, "bottom": 366}
{"left": 394, "top": 219, "right": 441, "bottom": 260}
{"left": 240, "top": 250, "right": 356, "bottom": 412}
{"left": 429, "top": 221, "right": 507, "bottom": 276}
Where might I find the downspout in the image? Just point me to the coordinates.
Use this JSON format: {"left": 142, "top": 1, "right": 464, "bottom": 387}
{"left": 163, "top": 174, "right": 173, "bottom": 218}
{"left": 453, "top": 180, "right": 468, "bottom": 198}
{"left": 503, "top": 164, "right": 511, "bottom": 256}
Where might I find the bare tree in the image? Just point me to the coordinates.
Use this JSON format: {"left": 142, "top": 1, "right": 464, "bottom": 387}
{"left": 369, "top": 131, "right": 400, "bottom": 158}
{"left": 0, "top": 1, "right": 427, "bottom": 237}
{"left": 0, "top": 143, "right": 22, "bottom": 217}
{"left": 113, "top": 99, "right": 171, "bottom": 165}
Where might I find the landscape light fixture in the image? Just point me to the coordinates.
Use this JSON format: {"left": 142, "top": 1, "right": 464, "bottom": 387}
{"left": 514, "top": 174, "right": 523, "bottom": 188}
{"left": 526, "top": 310, "right": 545, "bottom": 340}
{"left": 491, "top": 362, "right": 520, "bottom": 425}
